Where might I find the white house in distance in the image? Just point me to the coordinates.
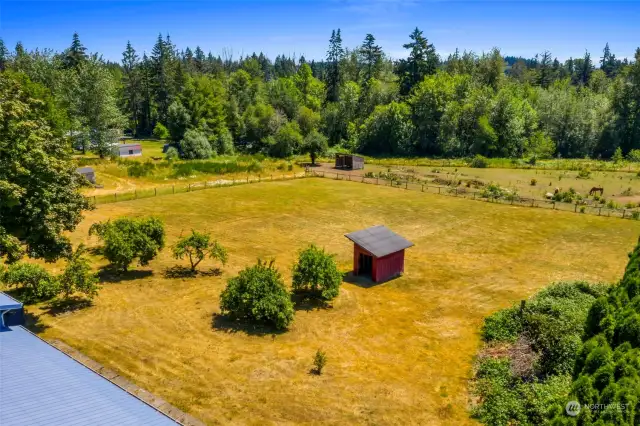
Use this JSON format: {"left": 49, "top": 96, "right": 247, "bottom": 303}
{"left": 117, "top": 143, "right": 142, "bottom": 158}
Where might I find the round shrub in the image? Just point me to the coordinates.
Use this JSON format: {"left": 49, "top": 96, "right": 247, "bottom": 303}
{"left": 152, "top": 122, "right": 169, "bottom": 140}
{"left": 219, "top": 259, "right": 294, "bottom": 329}
{"left": 180, "top": 130, "right": 212, "bottom": 160}
{"left": 470, "top": 155, "right": 489, "bottom": 168}
{"left": 165, "top": 146, "right": 179, "bottom": 161}
{"left": 292, "top": 244, "right": 342, "bottom": 301}
{"left": 216, "top": 128, "right": 235, "bottom": 155}
{"left": 1, "top": 262, "right": 59, "bottom": 303}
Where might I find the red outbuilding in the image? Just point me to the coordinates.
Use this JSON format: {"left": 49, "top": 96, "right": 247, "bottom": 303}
{"left": 345, "top": 225, "right": 414, "bottom": 283}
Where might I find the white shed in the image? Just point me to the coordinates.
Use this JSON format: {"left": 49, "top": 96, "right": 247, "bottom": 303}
{"left": 117, "top": 143, "right": 142, "bottom": 157}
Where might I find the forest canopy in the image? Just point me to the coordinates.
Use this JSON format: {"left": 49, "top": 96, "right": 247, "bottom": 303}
{"left": 1, "top": 30, "right": 639, "bottom": 160}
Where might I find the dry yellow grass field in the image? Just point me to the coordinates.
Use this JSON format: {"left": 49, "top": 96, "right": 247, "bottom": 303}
{"left": 29, "top": 178, "right": 640, "bottom": 425}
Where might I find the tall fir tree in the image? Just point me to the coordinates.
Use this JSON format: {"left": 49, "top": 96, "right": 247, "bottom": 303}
{"left": 537, "top": 50, "right": 553, "bottom": 88}
{"left": 122, "top": 41, "right": 141, "bottom": 135}
{"left": 325, "top": 29, "right": 344, "bottom": 103}
{"left": 63, "top": 32, "right": 88, "bottom": 70}
{"left": 359, "top": 34, "right": 383, "bottom": 83}
{"left": 0, "top": 38, "right": 8, "bottom": 71}
{"left": 396, "top": 27, "right": 438, "bottom": 96}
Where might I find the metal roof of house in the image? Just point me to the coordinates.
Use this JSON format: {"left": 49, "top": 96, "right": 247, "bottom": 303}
{"left": 0, "top": 292, "right": 22, "bottom": 311}
{"left": 76, "top": 166, "right": 95, "bottom": 174}
{"left": 0, "top": 325, "right": 177, "bottom": 426}
{"left": 119, "top": 143, "right": 142, "bottom": 149}
{"left": 345, "top": 225, "right": 414, "bottom": 258}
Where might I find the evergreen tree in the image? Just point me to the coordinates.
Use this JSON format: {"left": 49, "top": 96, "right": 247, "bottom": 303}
{"left": 359, "top": 34, "right": 383, "bottom": 83}
{"left": 0, "top": 38, "right": 8, "bottom": 71}
{"left": 396, "top": 27, "right": 438, "bottom": 96}
{"left": 579, "top": 50, "right": 593, "bottom": 85}
{"left": 151, "top": 33, "right": 174, "bottom": 123}
{"left": 537, "top": 50, "right": 553, "bottom": 88}
{"left": 325, "top": 29, "right": 344, "bottom": 102}
{"left": 122, "top": 41, "right": 141, "bottom": 134}
{"left": 63, "top": 32, "right": 87, "bottom": 70}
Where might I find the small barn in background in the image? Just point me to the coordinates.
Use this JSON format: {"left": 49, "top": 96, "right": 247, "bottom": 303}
{"left": 117, "top": 143, "right": 142, "bottom": 158}
{"left": 335, "top": 154, "right": 364, "bottom": 170}
{"left": 76, "top": 166, "right": 96, "bottom": 184}
{"left": 345, "top": 225, "right": 414, "bottom": 283}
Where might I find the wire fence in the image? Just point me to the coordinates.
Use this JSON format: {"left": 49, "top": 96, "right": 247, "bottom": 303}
{"left": 86, "top": 172, "right": 307, "bottom": 206}
{"left": 310, "top": 170, "right": 640, "bottom": 221}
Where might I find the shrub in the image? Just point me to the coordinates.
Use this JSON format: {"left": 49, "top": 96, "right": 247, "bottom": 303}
{"left": 215, "top": 128, "right": 235, "bottom": 155}
{"left": 165, "top": 146, "right": 179, "bottom": 161}
{"left": 292, "top": 244, "right": 342, "bottom": 301}
{"left": 313, "top": 349, "right": 327, "bottom": 375}
{"left": 127, "top": 160, "right": 155, "bottom": 177}
{"left": 580, "top": 206, "right": 587, "bottom": 214}
{"left": 58, "top": 244, "right": 100, "bottom": 300}
{"left": 89, "top": 217, "right": 165, "bottom": 272}
{"left": 180, "top": 130, "right": 213, "bottom": 160}
{"left": 606, "top": 199, "right": 618, "bottom": 209}
{"left": 530, "top": 178, "right": 537, "bottom": 186}
{"left": 167, "top": 101, "right": 191, "bottom": 142}
{"left": 269, "top": 122, "right": 303, "bottom": 158}
{"left": 219, "top": 259, "right": 294, "bottom": 329}
{"left": 152, "top": 122, "right": 169, "bottom": 140}
{"left": 481, "top": 183, "right": 506, "bottom": 199}
{"left": 632, "top": 211, "right": 640, "bottom": 220}
{"left": 612, "top": 146, "right": 624, "bottom": 163}
{"left": 470, "top": 155, "right": 489, "bottom": 168}
{"left": 577, "top": 168, "right": 591, "bottom": 179}
{"left": 626, "top": 149, "right": 640, "bottom": 162}
{"left": 482, "top": 307, "right": 523, "bottom": 342}
{"left": 1, "top": 262, "right": 59, "bottom": 303}
{"left": 172, "top": 230, "right": 227, "bottom": 272}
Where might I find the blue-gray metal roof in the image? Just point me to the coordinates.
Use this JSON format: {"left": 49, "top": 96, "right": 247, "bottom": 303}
{"left": 0, "top": 292, "right": 22, "bottom": 311}
{"left": 76, "top": 166, "right": 95, "bottom": 174}
{"left": 0, "top": 326, "right": 177, "bottom": 426}
{"left": 345, "top": 225, "right": 414, "bottom": 258}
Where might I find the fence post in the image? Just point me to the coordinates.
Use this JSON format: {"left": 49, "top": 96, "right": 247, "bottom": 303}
{"left": 94, "top": 195, "right": 96, "bottom": 204}
{"left": 114, "top": 193, "right": 117, "bottom": 202}
{"left": 438, "top": 187, "right": 441, "bottom": 194}
{"left": 362, "top": 175, "right": 364, "bottom": 183}
{"left": 405, "top": 180, "right": 408, "bottom": 189}
{"left": 348, "top": 174, "right": 351, "bottom": 181}
{"left": 172, "top": 185, "right": 175, "bottom": 194}
{"left": 271, "top": 174, "right": 273, "bottom": 181}
{"left": 247, "top": 175, "right": 249, "bottom": 183}
{"left": 259, "top": 175, "right": 261, "bottom": 182}
{"left": 376, "top": 177, "right": 379, "bottom": 185}
{"left": 623, "top": 209, "right": 626, "bottom": 219}
{"left": 574, "top": 203, "right": 578, "bottom": 213}
{"left": 188, "top": 184, "right": 191, "bottom": 192}
{"left": 421, "top": 184, "right": 424, "bottom": 192}
{"left": 553, "top": 201, "right": 556, "bottom": 210}
{"left": 599, "top": 207, "right": 602, "bottom": 216}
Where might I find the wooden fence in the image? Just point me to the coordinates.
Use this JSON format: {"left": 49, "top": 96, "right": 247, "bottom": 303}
{"left": 86, "top": 172, "right": 307, "bottom": 206}
{"left": 310, "top": 170, "right": 640, "bottom": 221}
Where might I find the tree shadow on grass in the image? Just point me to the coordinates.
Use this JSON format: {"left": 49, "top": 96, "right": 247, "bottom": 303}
{"left": 211, "top": 313, "right": 286, "bottom": 337}
{"left": 164, "top": 266, "right": 223, "bottom": 279}
{"left": 43, "top": 297, "right": 94, "bottom": 316}
{"left": 23, "top": 310, "right": 50, "bottom": 334}
{"left": 97, "top": 266, "right": 153, "bottom": 283}
{"left": 291, "top": 293, "right": 333, "bottom": 312}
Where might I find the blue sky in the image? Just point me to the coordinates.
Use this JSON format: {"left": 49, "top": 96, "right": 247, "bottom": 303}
{"left": 1, "top": 1, "right": 639, "bottom": 63}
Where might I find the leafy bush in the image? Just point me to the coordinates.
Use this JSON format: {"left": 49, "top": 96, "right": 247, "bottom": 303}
{"left": 215, "top": 128, "right": 235, "bottom": 155}
{"left": 530, "top": 178, "right": 537, "bottom": 186}
{"left": 165, "top": 146, "right": 179, "bottom": 161}
{"left": 167, "top": 101, "right": 191, "bottom": 142}
{"left": 127, "top": 160, "right": 155, "bottom": 177}
{"left": 172, "top": 230, "right": 227, "bottom": 272}
{"left": 626, "top": 149, "right": 640, "bottom": 162}
{"left": 58, "top": 244, "right": 100, "bottom": 300}
{"left": 269, "top": 122, "right": 303, "bottom": 158}
{"left": 152, "top": 122, "right": 169, "bottom": 139}
{"left": 612, "top": 146, "right": 624, "bottom": 163}
{"left": 632, "top": 211, "right": 640, "bottom": 220}
{"left": 473, "top": 281, "right": 608, "bottom": 425}
{"left": 89, "top": 217, "right": 165, "bottom": 272}
{"left": 481, "top": 183, "right": 506, "bottom": 199}
{"left": 577, "top": 168, "right": 591, "bottom": 179}
{"left": 470, "top": 155, "right": 489, "bottom": 168}
{"left": 219, "top": 259, "right": 294, "bottom": 329}
{"left": 292, "top": 244, "right": 342, "bottom": 301}
{"left": 180, "top": 129, "right": 213, "bottom": 159}
{"left": 1, "top": 262, "right": 59, "bottom": 303}
{"left": 553, "top": 187, "right": 581, "bottom": 203}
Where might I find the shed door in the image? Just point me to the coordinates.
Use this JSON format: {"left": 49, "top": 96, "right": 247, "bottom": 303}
{"left": 358, "top": 253, "right": 373, "bottom": 276}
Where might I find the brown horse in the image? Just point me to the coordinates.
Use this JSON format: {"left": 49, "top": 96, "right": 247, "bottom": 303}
{"left": 589, "top": 186, "right": 604, "bottom": 196}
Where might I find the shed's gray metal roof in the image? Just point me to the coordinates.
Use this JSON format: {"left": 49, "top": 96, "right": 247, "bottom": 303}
{"left": 76, "top": 166, "right": 95, "bottom": 174}
{"left": 0, "top": 325, "right": 177, "bottom": 425}
{"left": 0, "top": 292, "right": 22, "bottom": 311}
{"left": 119, "top": 143, "right": 142, "bottom": 148}
{"left": 345, "top": 225, "right": 414, "bottom": 258}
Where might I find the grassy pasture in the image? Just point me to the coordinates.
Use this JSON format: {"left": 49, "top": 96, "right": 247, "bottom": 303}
{"left": 30, "top": 178, "right": 640, "bottom": 425}
{"left": 331, "top": 163, "right": 640, "bottom": 207}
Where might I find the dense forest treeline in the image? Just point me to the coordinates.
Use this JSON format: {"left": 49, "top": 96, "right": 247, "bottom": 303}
{"left": 1, "top": 29, "right": 639, "bottom": 160}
